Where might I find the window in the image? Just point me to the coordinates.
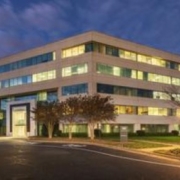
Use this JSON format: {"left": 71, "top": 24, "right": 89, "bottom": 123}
{"left": 141, "top": 124, "right": 168, "bottom": 133}
{"left": 153, "top": 91, "right": 170, "bottom": 100}
{"left": 62, "top": 83, "right": 88, "bottom": 96}
{"left": 106, "top": 46, "right": 118, "bottom": 56}
{"left": 138, "top": 107, "right": 148, "bottom": 115}
{"left": 62, "top": 63, "right": 88, "bottom": 77}
{"left": 85, "top": 42, "right": 93, "bottom": 52}
{"left": 138, "top": 107, "right": 169, "bottom": 116}
{"left": 97, "top": 63, "right": 136, "bottom": 79}
{"left": 172, "top": 78, "right": 180, "bottom": 86}
{"left": 120, "top": 50, "right": 136, "bottom": 61}
{"left": 138, "top": 54, "right": 151, "bottom": 64}
{"left": 32, "top": 70, "right": 56, "bottom": 82}
{"left": 148, "top": 73, "right": 171, "bottom": 84}
{"left": 0, "top": 52, "right": 54, "bottom": 74}
{"left": 115, "top": 105, "right": 136, "bottom": 114}
{"left": 37, "top": 92, "right": 47, "bottom": 101}
{"left": 62, "top": 45, "right": 85, "bottom": 58}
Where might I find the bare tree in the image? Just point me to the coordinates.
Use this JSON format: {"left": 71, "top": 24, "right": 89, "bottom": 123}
{"left": 164, "top": 85, "right": 180, "bottom": 107}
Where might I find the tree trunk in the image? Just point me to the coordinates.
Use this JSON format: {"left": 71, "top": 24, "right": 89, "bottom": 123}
{"left": 48, "top": 123, "right": 53, "bottom": 139}
{"left": 68, "top": 123, "right": 73, "bottom": 139}
{"left": 89, "top": 123, "right": 95, "bottom": 140}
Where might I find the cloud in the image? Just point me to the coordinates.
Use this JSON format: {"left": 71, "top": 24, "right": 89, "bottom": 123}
{"left": 0, "top": 0, "right": 180, "bottom": 58}
{"left": 0, "top": 0, "right": 74, "bottom": 58}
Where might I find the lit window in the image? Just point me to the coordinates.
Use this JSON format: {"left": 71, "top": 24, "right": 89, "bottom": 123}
{"left": 62, "top": 63, "right": 88, "bottom": 77}
{"left": 120, "top": 50, "right": 136, "bottom": 61}
{"left": 33, "top": 70, "right": 56, "bottom": 82}
{"left": 62, "top": 45, "right": 85, "bottom": 58}
{"left": 37, "top": 92, "right": 47, "bottom": 101}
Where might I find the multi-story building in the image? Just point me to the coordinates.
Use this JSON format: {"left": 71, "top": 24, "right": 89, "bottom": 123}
{"left": 0, "top": 31, "right": 180, "bottom": 137}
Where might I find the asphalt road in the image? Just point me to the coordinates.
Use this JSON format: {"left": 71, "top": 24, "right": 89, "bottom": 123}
{"left": 0, "top": 139, "right": 180, "bottom": 180}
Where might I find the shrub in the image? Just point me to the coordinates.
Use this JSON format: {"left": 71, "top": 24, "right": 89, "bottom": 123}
{"left": 128, "top": 132, "right": 137, "bottom": 137}
{"left": 136, "top": 130, "right": 145, "bottom": 136}
{"left": 53, "top": 124, "right": 60, "bottom": 137}
{"left": 171, "top": 130, "right": 179, "bottom": 136}
{"left": 94, "top": 129, "right": 102, "bottom": 138}
{"left": 101, "top": 132, "right": 119, "bottom": 138}
{"left": 73, "top": 133, "right": 87, "bottom": 137}
{"left": 41, "top": 124, "right": 48, "bottom": 137}
{"left": 145, "top": 132, "right": 171, "bottom": 136}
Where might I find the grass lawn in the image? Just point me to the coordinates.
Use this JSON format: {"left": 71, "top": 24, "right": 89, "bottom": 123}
{"left": 97, "top": 135, "right": 180, "bottom": 149}
{"left": 100, "top": 135, "right": 180, "bottom": 143}
{"left": 129, "top": 136, "right": 180, "bottom": 143}
{"left": 122, "top": 141, "right": 169, "bottom": 149}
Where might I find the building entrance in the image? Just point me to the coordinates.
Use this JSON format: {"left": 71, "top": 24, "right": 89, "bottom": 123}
{"left": 12, "top": 106, "right": 27, "bottom": 138}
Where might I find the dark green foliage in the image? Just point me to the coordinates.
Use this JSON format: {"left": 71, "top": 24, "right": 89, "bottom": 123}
{"left": 136, "top": 130, "right": 146, "bottom": 136}
{"left": 53, "top": 124, "right": 60, "bottom": 137}
{"left": 41, "top": 123, "right": 61, "bottom": 137}
{"left": 101, "top": 132, "right": 119, "bottom": 138}
{"left": 171, "top": 130, "right": 179, "bottom": 136}
{"left": 59, "top": 132, "right": 87, "bottom": 137}
{"left": 72, "top": 133, "right": 88, "bottom": 137}
{"left": 94, "top": 129, "right": 102, "bottom": 138}
{"left": 41, "top": 124, "right": 48, "bottom": 137}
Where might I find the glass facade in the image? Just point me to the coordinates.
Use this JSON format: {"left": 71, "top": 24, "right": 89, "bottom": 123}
{"left": 119, "top": 50, "right": 136, "bottom": 61}
{"left": 0, "top": 70, "right": 56, "bottom": 89}
{"left": 97, "top": 63, "right": 173, "bottom": 85}
{"left": 63, "top": 124, "right": 87, "bottom": 133}
{"left": 115, "top": 105, "right": 137, "bottom": 115}
{"left": 62, "top": 63, "right": 88, "bottom": 77}
{"left": 62, "top": 83, "right": 88, "bottom": 96}
{"left": 0, "top": 91, "right": 57, "bottom": 110}
{"left": 97, "top": 83, "right": 170, "bottom": 100}
{"left": 138, "top": 107, "right": 171, "bottom": 116}
{"left": 32, "top": 70, "right": 56, "bottom": 83}
{"left": 97, "top": 63, "right": 136, "bottom": 78}
{"left": 141, "top": 124, "right": 168, "bottom": 133}
{"left": 62, "top": 45, "right": 85, "bottom": 58}
{"left": 0, "top": 52, "right": 55, "bottom": 74}
{"left": 62, "top": 41, "right": 180, "bottom": 71}
{"left": 101, "top": 124, "right": 134, "bottom": 133}
{"left": 115, "top": 105, "right": 172, "bottom": 116}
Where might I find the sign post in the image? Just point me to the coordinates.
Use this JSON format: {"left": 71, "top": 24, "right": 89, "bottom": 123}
{"left": 120, "top": 126, "right": 128, "bottom": 142}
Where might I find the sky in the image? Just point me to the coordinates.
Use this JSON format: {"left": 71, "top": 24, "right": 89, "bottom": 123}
{"left": 0, "top": 0, "right": 180, "bottom": 58}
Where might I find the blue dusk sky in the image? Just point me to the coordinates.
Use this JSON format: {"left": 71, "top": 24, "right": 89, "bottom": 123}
{"left": 0, "top": 0, "right": 180, "bottom": 58}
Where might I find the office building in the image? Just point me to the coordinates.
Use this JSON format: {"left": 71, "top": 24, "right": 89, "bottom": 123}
{"left": 0, "top": 31, "right": 179, "bottom": 137}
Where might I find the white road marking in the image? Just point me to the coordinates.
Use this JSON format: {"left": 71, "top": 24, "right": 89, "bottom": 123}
{"left": 32, "top": 144, "right": 180, "bottom": 169}
{"left": 62, "top": 144, "right": 86, "bottom": 148}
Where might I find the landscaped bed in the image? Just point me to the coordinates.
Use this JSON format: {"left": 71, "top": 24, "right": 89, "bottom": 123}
{"left": 154, "top": 148, "right": 180, "bottom": 158}
{"left": 122, "top": 141, "right": 170, "bottom": 149}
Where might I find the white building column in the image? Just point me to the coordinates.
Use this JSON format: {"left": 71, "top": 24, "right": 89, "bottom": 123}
{"left": 169, "top": 124, "right": 179, "bottom": 132}
{"left": 59, "top": 123, "right": 63, "bottom": 131}
{"left": 134, "top": 123, "right": 141, "bottom": 133}
{"left": 87, "top": 124, "right": 91, "bottom": 138}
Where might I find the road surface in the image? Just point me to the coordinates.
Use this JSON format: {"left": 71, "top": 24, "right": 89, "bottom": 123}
{"left": 0, "top": 138, "right": 180, "bottom": 180}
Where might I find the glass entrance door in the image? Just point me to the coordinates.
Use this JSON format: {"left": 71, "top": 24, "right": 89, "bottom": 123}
{"left": 12, "top": 106, "right": 27, "bottom": 138}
